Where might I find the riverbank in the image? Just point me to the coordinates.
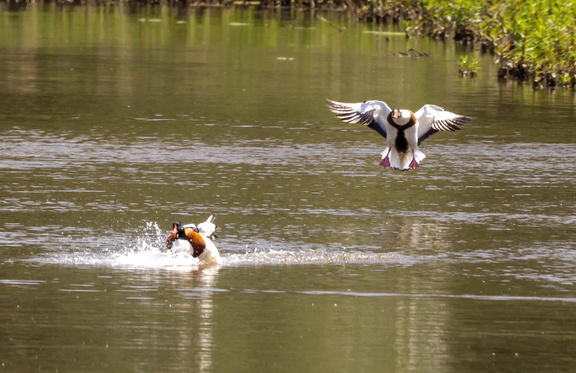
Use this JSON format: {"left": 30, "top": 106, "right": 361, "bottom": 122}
{"left": 231, "top": 0, "right": 576, "bottom": 89}
{"left": 338, "top": 0, "right": 576, "bottom": 89}
{"left": 2, "top": 0, "right": 573, "bottom": 89}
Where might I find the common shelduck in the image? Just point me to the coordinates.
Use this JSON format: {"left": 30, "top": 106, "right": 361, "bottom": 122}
{"left": 165, "top": 215, "right": 220, "bottom": 264}
{"left": 326, "top": 99, "right": 473, "bottom": 170}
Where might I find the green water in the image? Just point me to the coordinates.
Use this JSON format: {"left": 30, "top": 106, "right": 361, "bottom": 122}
{"left": 1, "top": 4, "right": 576, "bottom": 372}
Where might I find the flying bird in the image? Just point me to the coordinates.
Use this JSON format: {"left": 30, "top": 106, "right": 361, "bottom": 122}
{"left": 326, "top": 99, "right": 473, "bottom": 170}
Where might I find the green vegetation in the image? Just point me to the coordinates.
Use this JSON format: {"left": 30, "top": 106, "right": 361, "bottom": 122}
{"left": 458, "top": 56, "right": 479, "bottom": 77}
{"left": 2, "top": 0, "right": 573, "bottom": 88}
{"left": 278, "top": 0, "right": 576, "bottom": 88}
{"left": 351, "top": 0, "right": 576, "bottom": 89}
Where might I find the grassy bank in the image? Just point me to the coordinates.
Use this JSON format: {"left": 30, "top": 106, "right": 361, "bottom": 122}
{"left": 351, "top": 0, "right": 576, "bottom": 89}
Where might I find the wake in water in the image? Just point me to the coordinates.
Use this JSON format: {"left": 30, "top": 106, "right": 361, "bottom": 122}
{"left": 32, "top": 221, "right": 399, "bottom": 269}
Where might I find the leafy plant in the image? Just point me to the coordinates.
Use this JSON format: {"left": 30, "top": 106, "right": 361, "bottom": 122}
{"left": 354, "top": 0, "right": 576, "bottom": 88}
{"left": 458, "top": 55, "right": 479, "bottom": 77}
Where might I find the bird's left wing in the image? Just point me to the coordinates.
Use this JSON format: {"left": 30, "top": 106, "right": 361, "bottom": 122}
{"left": 326, "top": 99, "right": 391, "bottom": 139}
{"left": 415, "top": 104, "right": 473, "bottom": 143}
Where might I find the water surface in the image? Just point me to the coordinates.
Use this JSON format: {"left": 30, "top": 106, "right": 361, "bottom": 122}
{"left": 1, "top": 4, "right": 576, "bottom": 372}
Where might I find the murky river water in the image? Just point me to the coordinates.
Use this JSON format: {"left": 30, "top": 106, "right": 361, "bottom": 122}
{"left": 1, "top": 3, "right": 576, "bottom": 372}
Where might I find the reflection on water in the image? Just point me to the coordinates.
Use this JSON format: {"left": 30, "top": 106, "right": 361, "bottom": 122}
{"left": 1, "top": 3, "right": 576, "bottom": 373}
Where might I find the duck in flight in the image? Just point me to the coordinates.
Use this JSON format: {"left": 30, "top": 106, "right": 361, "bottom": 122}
{"left": 326, "top": 99, "right": 473, "bottom": 170}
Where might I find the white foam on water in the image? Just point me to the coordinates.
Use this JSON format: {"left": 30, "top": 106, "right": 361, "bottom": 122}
{"left": 26, "top": 221, "right": 401, "bottom": 270}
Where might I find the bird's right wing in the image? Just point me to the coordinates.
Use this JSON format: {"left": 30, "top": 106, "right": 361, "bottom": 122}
{"left": 415, "top": 104, "right": 473, "bottom": 144}
{"left": 326, "top": 99, "right": 392, "bottom": 139}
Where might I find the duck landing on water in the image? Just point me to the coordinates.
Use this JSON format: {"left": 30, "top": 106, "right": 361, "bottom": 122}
{"left": 165, "top": 215, "right": 220, "bottom": 264}
{"left": 326, "top": 99, "right": 473, "bottom": 170}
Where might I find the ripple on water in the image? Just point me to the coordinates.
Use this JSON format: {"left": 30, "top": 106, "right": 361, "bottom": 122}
{"left": 30, "top": 245, "right": 402, "bottom": 270}
{"left": 17, "top": 222, "right": 403, "bottom": 270}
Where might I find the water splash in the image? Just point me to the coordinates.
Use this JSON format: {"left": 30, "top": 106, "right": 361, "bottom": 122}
{"left": 224, "top": 248, "right": 397, "bottom": 266}
{"left": 28, "top": 221, "right": 399, "bottom": 269}
{"left": 28, "top": 222, "right": 200, "bottom": 270}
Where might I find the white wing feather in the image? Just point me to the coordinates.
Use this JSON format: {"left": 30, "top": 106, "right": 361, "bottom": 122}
{"left": 196, "top": 214, "right": 216, "bottom": 237}
{"left": 326, "top": 99, "right": 392, "bottom": 138}
{"left": 415, "top": 104, "right": 472, "bottom": 143}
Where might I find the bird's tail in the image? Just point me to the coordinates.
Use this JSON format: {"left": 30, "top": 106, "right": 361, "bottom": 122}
{"left": 381, "top": 148, "right": 426, "bottom": 170}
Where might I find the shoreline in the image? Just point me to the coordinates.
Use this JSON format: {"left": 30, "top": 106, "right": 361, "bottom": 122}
{"left": 2, "top": 0, "right": 573, "bottom": 90}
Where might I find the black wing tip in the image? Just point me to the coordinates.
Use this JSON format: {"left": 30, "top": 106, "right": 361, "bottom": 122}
{"left": 454, "top": 115, "right": 475, "bottom": 129}
{"left": 325, "top": 98, "right": 342, "bottom": 110}
{"left": 436, "top": 115, "right": 474, "bottom": 131}
{"left": 325, "top": 99, "right": 379, "bottom": 127}
{"left": 326, "top": 98, "right": 350, "bottom": 111}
